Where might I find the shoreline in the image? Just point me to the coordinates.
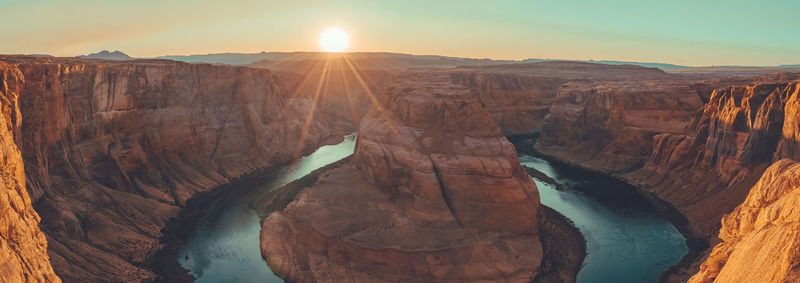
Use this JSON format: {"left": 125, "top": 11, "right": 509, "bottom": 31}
{"left": 535, "top": 205, "right": 587, "bottom": 283}
{"left": 255, "top": 156, "right": 585, "bottom": 282}
{"left": 146, "top": 135, "right": 346, "bottom": 282}
{"left": 506, "top": 133, "right": 705, "bottom": 282}
{"left": 147, "top": 165, "right": 285, "bottom": 282}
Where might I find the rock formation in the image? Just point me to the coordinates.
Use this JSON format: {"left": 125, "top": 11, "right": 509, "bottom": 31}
{"left": 452, "top": 61, "right": 673, "bottom": 135}
{"left": 689, "top": 159, "right": 800, "bottom": 283}
{"left": 535, "top": 77, "right": 800, "bottom": 279}
{"left": 260, "top": 72, "right": 546, "bottom": 281}
{"left": 0, "top": 55, "right": 388, "bottom": 281}
{"left": 3, "top": 51, "right": 799, "bottom": 282}
{"left": 0, "top": 62, "right": 60, "bottom": 282}
{"left": 536, "top": 78, "right": 800, "bottom": 233}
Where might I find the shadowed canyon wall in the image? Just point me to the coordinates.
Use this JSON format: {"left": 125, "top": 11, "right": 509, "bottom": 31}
{"left": 0, "top": 62, "right": 60, "bottom": 283}
{"left": 535, "top": 77, "right": 800, "bottom": 280}
{"left": 536, "top": 77, "right": 800, "bottom": 234}
{"left": 1, "top": 55, "right": 390, "bottom": 281}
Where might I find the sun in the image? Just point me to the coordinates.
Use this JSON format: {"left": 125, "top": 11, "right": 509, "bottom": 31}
{"left": 320, "top": 27, "right": 349, "bottom": 53}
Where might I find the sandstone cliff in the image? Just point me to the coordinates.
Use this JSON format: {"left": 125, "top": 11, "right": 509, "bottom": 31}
{"left": 689, "top": 159, "right": 800, "bottom": 283}
{"left": 260, "top": 72, "right": 546, "bottom": 282}
{"left": 536, "top": 77, "right": 800, "bottom": 235}
{"left": 0, "top": 55, "right": 388, "bottom": 281}
{"left": 625, "top": 81, "right": 800, "bottom": 235}
{"left": 452, "top": 61, "right": 673, "bottom": 136}
{"left": 534, "top": 77, "right": 800, "bottom": 279}
{"left": 0, "top": 62, "right": 60, "bottom": 282}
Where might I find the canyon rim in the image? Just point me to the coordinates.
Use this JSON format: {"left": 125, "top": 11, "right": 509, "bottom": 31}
{"left": 4, "top": 1, "right": 800, "bottom": 283}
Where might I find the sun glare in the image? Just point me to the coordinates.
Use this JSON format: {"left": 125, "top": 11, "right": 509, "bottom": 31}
{"left": 320, "top": 27, "right": 349, "bottom": 53}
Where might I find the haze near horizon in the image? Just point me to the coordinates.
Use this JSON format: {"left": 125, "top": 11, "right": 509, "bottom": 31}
{"left": 2, "top": 0, "right": 799, "bottom": 66}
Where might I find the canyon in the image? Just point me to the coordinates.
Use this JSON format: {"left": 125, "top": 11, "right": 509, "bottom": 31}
{"left": 0, "top": 55, "right": 386, "bottom": 281}
{"left": 260, "top": 72, "right": 572, "bottom": 281}
{"left": 0, "top": 61, "right": 60, "bottom": 283}
{"left": 0, "top": 53, "right": 799, "bottom": 282}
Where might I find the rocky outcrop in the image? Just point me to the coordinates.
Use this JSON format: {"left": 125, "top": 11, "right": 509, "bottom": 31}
{"left": 0, "top": 62, "right": 60, "bottom": 282}
{"left": 0, "top": 55, "right": 388, "bottom": 281}
{"left": 450, "top": 72, "right": 565, "bottom": 135}
{"left": 625, "top": 81, "right": 800, "bottom": 235}
{"left": 536, "top": 77, "right": 800, "bottom": 236}
{"left": 535, "top": 77, "right": 800, "bottom": 280}
{"left": 451, "top": 61, "right": 675, "bottom": 136}
{"left": 535, "top": 79, "right": 708, "bottom": 173}
{"left": 689, "top": 159, "right": 800, "bottom": 283}
{"left": 260, "top": 72, "right": 545, "bottom": 282}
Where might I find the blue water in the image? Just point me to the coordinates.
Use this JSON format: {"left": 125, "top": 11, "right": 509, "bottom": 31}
{"left": 177, "top": 133, "right": 687, "bottom": 283}
{"left": 518, "top": 153, "right": 688, "bottom": 283}
{"left": 177, "top": 134, "right": 357, "bottom": 283}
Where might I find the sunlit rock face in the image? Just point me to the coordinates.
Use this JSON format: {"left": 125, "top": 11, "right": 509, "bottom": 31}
{"left": 625, "top": 81, "right": 800, "bottom": 236}
{"left": 534, "top": 77, "right": 800, "bottom": 280}
{"left": 535, "top": 77, "right": 800, "bottom": 235}
{"left": 0, "top": 62, "right": 60, "bottom": 282}
{"left": 0, "top": 55, "right": 388, "bottom": 281}
{"left": 261, "top": 72, "right": 543, "bottom": 282}
{"left": 690, "top": 159, "right": 800, "bottom": 283}
{"left": 685, "top": 82, "right": 800, "bottom": 283}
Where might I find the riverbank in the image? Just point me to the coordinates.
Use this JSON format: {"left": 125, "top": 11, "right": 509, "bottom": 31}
{"left": 147, "top": 135, "right": 346, "bottom": 282}
{"left": 508, "top": 134, "right": 703, "bottom": 282}
{"left": 256, "top": 155, "right": 586, "bottom": 282}
{"left": 535, "top": 206, "right": 587, "bottom": 282}
{"left": 251, "top": 157, "right": 351, "bottom": 222}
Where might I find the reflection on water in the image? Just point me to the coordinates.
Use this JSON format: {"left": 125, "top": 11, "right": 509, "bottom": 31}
{"left": 519, "top": 154, "right": 688, "bottom": 283}
{"left": 178, "top": 133, "right": 357, "bottom": 283}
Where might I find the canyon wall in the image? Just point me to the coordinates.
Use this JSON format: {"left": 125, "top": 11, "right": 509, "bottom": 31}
{"left": 5, "top": 53, "right": 799, "bottom": 282}
{"left": 535, "top": 77, "right": 800, "bottom": 280}
{"left": 690, "top": 159, "right": 800, "bottom": 282}
{"left": 0, "top": 56, "right": 389, "bottom": 281}
{"left": 625, "top": 81, "right": 800, "bottom": 235}
{"left": 0, "top": 62, "right": 60, "bottom": 282}
{"left": 450, "top": 72, "right": 564, "bottom": 135}
{"left": 686, "top": 82, "right": 800, "bottom": 282}
{"left": 260, "top": 72, "right": 547, "bottom": 281}
{"left": 452, "top": 62, "right": 672, "bottom": 135}
{"left": 536, "top": 77, "right": 800, "bottom": 236}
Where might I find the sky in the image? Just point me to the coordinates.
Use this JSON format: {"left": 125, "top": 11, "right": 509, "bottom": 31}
{"left": 1, "top": 0, "right": 798, "bottom": 66}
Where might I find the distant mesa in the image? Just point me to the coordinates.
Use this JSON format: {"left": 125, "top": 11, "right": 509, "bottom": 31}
{"left": 78, "top": 50, "right": 134, "bottom": 61}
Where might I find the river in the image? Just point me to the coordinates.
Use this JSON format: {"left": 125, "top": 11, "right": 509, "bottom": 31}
{"left": 176, "top": 133, "right": 687, "bottom": 282}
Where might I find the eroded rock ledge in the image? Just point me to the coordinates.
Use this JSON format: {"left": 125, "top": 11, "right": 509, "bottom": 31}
{"left": 0, "top": 62, "right": 60, "bottom": 282}
{"left": 260, "top": 73, "right": 567, "bottom": 282}
{"left": 534, "top": 77, "right": 800, "bottom": 280}
{"left": 0, "top": 55, "right": 388, "bottom": 281}
{"left": 690, "top": 159, "right": 800, "bottom": 282}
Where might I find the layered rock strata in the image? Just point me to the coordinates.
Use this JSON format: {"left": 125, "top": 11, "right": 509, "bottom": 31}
{"left": 0, "top": 55, "right": 387, "bottom": 281}
{"left": 535, "top": 77, "right": 800, "bottom": 280}
{"left": 689, "top": 159, "right": 800, "bottom": 282}
{"left": 451, "top": 61, "right": 675, "bottom": 135}
{"left": 260, "top": 73, "right": 546, "bottom": 281}
{"left": 536, "top": 77, "right": 800, "bottom": 236}
{"left": 0, "top": 62, "right": 60, "bottom": 282}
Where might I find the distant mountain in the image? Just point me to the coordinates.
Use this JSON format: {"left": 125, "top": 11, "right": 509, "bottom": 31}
{"left": 779, "top": 64, "right": 800, "bottom": 68}
{"left": 521, "top": 58, "right": 687, "bottom": 69}
{"left": 78, "top": 50, "right": 134, "bottom": 61}
{"left": 159, "top": 51, "right": 516, "bottom": 69}
{"left": 159, "top": 51, "right": 694, "bottom": 72}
